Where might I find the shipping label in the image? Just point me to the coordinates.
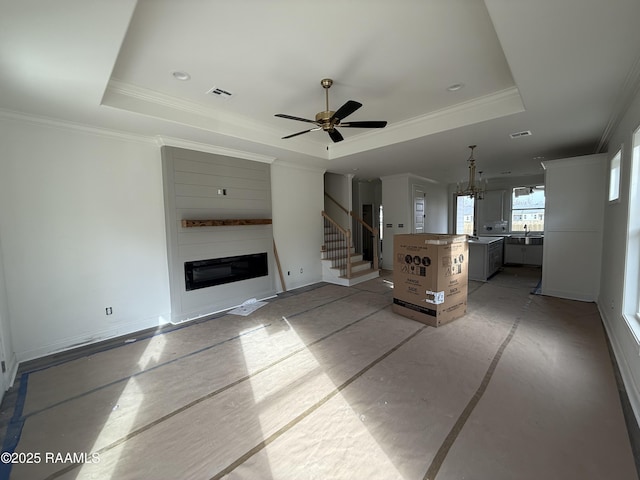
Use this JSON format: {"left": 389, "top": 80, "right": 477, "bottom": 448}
{"left": 424, "top": 290, "right": 445, "bottom": 305}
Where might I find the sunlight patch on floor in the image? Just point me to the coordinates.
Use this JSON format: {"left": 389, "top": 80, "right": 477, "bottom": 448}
{"left": 76, "top": 337, "right": 166, "bottom": 478}
{"left": 136, "top": 333, "right": 167, "bottom": 370}
{"left": 236, "top": 315, "right": 404, "bottom": 478}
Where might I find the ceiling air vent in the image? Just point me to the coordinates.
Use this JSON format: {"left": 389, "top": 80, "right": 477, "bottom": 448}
{"left": 510, "top": 130, "right": 532, "bottom": 139}
{"left": 206, "top": 86, "right": 233, "bottom": 98}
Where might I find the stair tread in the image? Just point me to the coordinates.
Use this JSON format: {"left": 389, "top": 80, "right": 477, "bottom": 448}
{"left": 330, "top": 260, "right": 370, "bottom": 271}
{"left": 338, "top": 268, "right": 379, "bottom": 279}
{"left": 322, "top": 253, "right": 362, "bottom": 259}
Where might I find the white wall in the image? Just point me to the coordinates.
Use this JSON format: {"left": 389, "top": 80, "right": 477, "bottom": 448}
{"left": 599, "top": 85, "right": 640, "bottom": 423}
{"left": 411, "top": 176, "right": 448, "bottom": 233}
{"left": 323, "top": 172, "right": 351, "bottom": 229}
{"left": 381, "top": 175, "right": 411, "bottom": 270}
{"left": 0, "top": 235, "right": 16, "bottom": 393}
{"left": 271, "top": 161, "right": 325, "bottom": 291}
{"left": 381, "top": 174, "right": 448, "bottom": 270}
{"left": 0, "top": 116, "right": 171, "bottom": 362}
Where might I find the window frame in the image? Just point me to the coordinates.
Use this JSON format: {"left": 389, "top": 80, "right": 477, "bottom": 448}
{"left": 609, "top": 147, "right": 622, "bottom": 203}
{"left": 622, "top": 124, "right": 640, "bottom": 329}
{"left": 630, "top": 128, "right": 640, "bottom": 321}
{"left": 454, "top": 194, "right": 475, "bottom": 236}
{"left": 510, "top": 186, "right": 546, "bottom": 233}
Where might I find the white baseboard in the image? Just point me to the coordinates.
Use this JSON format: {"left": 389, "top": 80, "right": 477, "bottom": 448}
{"left": 0, "top": 351, "right": 19, "bottom": 407}
{"left": 540, "top": 288, "right": 596, "bottom": 302}
{"left": 598, "top": 303, "right": 640, "bottom": 427}
{"left": 16, "top": 315, "right": 168, "bottom": 365}
{"left": 170, "top": 293, "right": 278, "bottom": 325}
{"left": 6, "top": 352, "right": 19, "bottom": 388}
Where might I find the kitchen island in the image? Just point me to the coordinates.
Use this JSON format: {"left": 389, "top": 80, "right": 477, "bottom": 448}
{"left": 468, "top": 236, "right": 504, "bottom": 281}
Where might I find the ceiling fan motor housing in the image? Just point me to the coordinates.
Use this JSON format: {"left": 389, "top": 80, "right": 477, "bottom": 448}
{"left": 316, "top": 110, "right": 336, "bottom": 129}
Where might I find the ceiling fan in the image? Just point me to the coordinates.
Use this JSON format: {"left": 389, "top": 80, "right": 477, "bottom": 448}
{"left": 275, "top": 78, "right": 387, "bottom": 143}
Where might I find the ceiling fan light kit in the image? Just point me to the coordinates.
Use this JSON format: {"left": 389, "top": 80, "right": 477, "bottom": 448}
{"left": 275, "top": 78, "right": 387, "bottom": 143}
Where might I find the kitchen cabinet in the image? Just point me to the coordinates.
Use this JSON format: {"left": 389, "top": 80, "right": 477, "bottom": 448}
{"left": 541, "top": 154, "right": 606, "bottom": 301}
{"left": 476, "top": 190, "right": 507, "bottom": 233}
{"left": 468, "top": 237, "right": 504, "bottom": 281}
{"left": 504, "top": 243, "right": 543, "bottom": 266}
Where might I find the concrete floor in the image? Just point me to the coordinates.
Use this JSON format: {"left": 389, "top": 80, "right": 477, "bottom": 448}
{"left": 0, "top": 266, "right": 637, "bottom": 479}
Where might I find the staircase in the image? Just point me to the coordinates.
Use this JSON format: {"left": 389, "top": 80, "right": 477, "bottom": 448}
{"left": 321, "top": 212, "right": 380, "bottom": 287}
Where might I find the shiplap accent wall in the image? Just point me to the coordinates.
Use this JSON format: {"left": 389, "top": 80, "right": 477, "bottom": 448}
{"left": 161, "top": 146, "right": 275, "bottom": 323}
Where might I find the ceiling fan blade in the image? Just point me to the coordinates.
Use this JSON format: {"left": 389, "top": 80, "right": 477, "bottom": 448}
{"left": 340, "top": 121, "right": 387, "bottom": 128}
{"left": 328, "top": 128, "right": 344, "bottom": 143}
{"left": 282, "top": 127, "right": 320, "bottom": 139}
{"left": 330, "top": 100, "right": 362, "bottom": 122}
{"left": 275, "top": 114, "right": 318, "bottom": 124}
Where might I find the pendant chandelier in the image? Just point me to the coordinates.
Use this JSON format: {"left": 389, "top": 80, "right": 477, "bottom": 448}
{"left": 456, "top": 145, "right": 485, "bottom": 199}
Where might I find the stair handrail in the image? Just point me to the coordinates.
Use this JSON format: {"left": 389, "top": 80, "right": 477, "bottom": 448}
{"left": 321, "top": 211, "right": 352, "bottom": 278}
{"left": 321, "top": 210, "right": 348, "bottom": 235}
{"left": 324, "top": 191, "right": 349, "bottom": 215}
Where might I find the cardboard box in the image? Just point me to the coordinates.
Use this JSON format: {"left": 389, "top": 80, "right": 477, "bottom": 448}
{"left": 392, "top": 233, "right": 468, "bottom": 327}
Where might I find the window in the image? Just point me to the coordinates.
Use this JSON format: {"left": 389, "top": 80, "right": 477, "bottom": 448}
{"left": 455, "top": 195, "right": 475, "bottom": 235}
{"left": 624, "top": 126, "right": 640, "bottom": 321}
{"left": 609, "top": 149, "right": 622, "bottom": 202}
{"left": 511, "top": 186, "right": 545, "bottom": 232}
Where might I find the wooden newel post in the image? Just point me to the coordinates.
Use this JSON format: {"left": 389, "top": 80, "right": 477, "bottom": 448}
{"left": 373, "top": 228, "right": 379, "bottom": 271}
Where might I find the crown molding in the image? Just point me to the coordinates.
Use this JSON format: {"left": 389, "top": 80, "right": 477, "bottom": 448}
{"left": 103, "top": 80, "right": 327, "bottom": 159}
{"left": 328, "top": 86, "right": 525, "bottom": 160}
{"left": 0, "top": 108, "right": 155, "bottom": 145}
{"left": 379, "top": 172, "right": 440, "bottom": 184}
{"left": 104, "top": 80, "right": 526, "bottom": 163}
{"left": 105, "top": 80, "right": 268, "bottom": 131}
{"left": 155, "top": 136, "right": 276, "bottom": 164}
{"left": 541, "top": 152, "right": 607, "bottom": 170}
{"left": 597, "top": 53, "right": 640, "bottom": 153}
{"left": 270, "top": 159, "right": 327, "bottom": 174}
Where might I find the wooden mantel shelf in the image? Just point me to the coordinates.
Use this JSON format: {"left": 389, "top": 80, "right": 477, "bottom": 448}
{"left": 181, "top": 219, "right": 272, "bottom": 228}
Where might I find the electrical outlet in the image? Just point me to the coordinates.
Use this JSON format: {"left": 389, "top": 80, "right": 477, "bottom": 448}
{"left": 106, "top": 307, "right": 113, "bottom": 315}
{"left": 287, "top": 271, "right": 290, "bottom": 276}
{"left": 300, "top": 268, "right": 303, "bottom": 274}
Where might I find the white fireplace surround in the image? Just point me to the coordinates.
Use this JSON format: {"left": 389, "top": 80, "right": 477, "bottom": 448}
{"left": 161, "top": 146, "right": 276, "bottom": 324}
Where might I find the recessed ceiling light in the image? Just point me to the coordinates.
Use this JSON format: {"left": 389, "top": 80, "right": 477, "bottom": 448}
{"left": 447, "top": 83, "right": 464, "bottom": 92}
{"left": 172, "top": 71, "right": 191, "bottom": 81}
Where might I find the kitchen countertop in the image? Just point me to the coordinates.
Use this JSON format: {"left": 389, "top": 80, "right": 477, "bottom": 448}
{"left": 468, "top": 236, "right": 505, "bottom": 245}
